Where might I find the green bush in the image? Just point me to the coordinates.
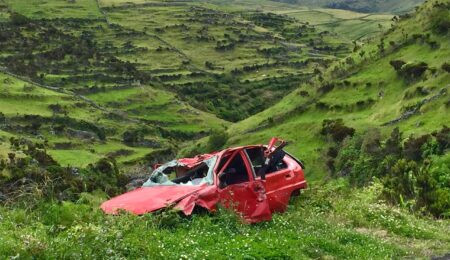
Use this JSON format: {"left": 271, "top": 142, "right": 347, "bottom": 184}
{"left": 321, "top": 119, "right": 355, "bottom": 143}
{"left": 207, "top": 129, "right": 229, "bottom": 151}
{"left": 389, "top": 60, "right": 406, "bottom": 71}
{"left": 9, "top": 12, "right": 29, "bottom": 26}
{"left": 382, "top": 159, "right": 417, "bottom": 204}
{"left": 429, "top": 7, "right": 450, "bottom": 34}
{"left": 442, "top": 62, "right": 450, "bottom": 73}
{"left": 331, "top": 126, "right": 449, "bottom": 217}
{"left": 398, "top": 62, "right": 429, "bottom": 80}
{"left": 418, "top": 155, "right": 450, "bottom": 217}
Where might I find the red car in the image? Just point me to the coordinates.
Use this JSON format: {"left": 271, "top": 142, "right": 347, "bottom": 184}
{"left": 101, "top": 138, "right": 307, "bottom": 223}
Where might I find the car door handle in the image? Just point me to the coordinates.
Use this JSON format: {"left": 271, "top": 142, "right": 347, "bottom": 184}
{"left": 285, "top": 173, "right": 294, "bottom": 179}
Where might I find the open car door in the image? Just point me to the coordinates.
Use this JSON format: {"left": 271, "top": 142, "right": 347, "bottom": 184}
{"left": 217, "top": 150, "right": 272, "bottom": 223}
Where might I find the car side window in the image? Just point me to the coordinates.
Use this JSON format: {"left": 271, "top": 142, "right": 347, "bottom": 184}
{"left": 245, "top": 147, "right": 288, "bottom": 177}
{"left": 218, "top": 152, "right": 250, "bottom": 189}
{"left": 245, "top": 147, "right": 265, "bottom": 175}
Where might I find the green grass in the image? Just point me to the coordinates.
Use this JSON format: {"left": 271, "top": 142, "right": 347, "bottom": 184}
{"left": 4, "top": 0, "right": 102, "bottom": 19}
{"left": 269, "top": 0, "right": 424, "bottom": 14}
{"left": 48, "top": 149, "right": 101, "bottom": 167}
{"left": 0, "top": 179, "right": 448, "bottom": 259}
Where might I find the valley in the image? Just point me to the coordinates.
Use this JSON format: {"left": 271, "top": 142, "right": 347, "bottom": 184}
{"left": 0, "top": 0, "right": 449, "bottom": 258}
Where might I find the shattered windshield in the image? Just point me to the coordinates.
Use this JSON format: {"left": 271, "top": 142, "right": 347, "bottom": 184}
{"left": 143, "top": 156, "right": 217, "bottom": 187}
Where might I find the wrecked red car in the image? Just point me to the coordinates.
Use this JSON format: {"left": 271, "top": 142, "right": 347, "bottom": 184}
{"left": 101, "top": 138, "right": 307, "bottom": 223}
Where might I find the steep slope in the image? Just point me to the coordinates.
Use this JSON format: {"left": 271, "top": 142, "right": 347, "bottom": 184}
{"left": 226, "top": 0, "right": 450, "bottom": 180}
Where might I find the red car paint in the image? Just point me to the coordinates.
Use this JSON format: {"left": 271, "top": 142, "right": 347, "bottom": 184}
{"left": 101, "top": 138, "right": 307, "bottom": 223}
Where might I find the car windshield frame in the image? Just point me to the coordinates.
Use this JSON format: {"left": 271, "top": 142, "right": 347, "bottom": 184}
{"left": 142, "top": 156, "right": 218, "bottom": 187}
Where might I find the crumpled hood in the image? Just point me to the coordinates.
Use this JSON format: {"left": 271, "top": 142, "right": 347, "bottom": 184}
{"left": 101, "top": 185, "right": 206, "bottom": 215}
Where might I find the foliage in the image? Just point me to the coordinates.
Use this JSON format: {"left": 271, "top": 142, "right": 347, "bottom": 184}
{"left": 382, "top": 159, "right": 418, "bottom": 204}
{"left": 389, "top": 59, "right": 406, "bottom": 71}
{"left": 442, "top": 62, "right": 450, "bottom": 73}
{"left": 393, "top": 61, "right": 429, "bottom": 80}
{"left": 207, "top": 129, "right": 229, "bottom": 152}
{"left": 320, "top": 118, "right": 355, "bottom": 143}
{"left": 429, "top": 5, "right": 450, "bottom": 34}
{"left": 9, "top": 12, "right": 29, "bottom": 26}
{"left": 0, "top": 139, "right": 125, "bottom": 204}
{"left": 330, "top": 126, "right": 450, "bottom": 217}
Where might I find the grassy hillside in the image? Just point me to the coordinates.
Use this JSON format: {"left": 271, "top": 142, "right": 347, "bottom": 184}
{"left": 271, "top": 0, "right": 425, "bottom": 13}
{"left": 0, "top": 70, "right": 226, "bottom": 167}
{"left": 224, "top": 0, "right": 450, "bottom": 180}
{"left": 199, "top": 0, "right": 395, "bottom": 41}
{"left": 0, "top": 0, "right": 358, "bottom": 122}
{"left": 0, "top": 0, "right": 449, "bottom": 258}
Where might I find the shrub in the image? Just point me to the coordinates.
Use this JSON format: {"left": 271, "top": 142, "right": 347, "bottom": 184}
{"left": 123, "top": 129, "right": 144, "bottom": 145}
{"left": 0, "top": 112, "right": 5, "bottom": 124}
{"left": 429, "top": 7, "right": 450, "bottom": 34}
{"left": 434, "top": 125, "right": 450, "bottom": 151}
{"left": 441, "top": 62, "right": 450, "bottom": 73}
{"left": 321, "top": 119, "right": 355, "bottom": 143}
{"left": 334, "top": 136, "right": 362, "bottom": 177}
{"left": 382, "top": 159, "right": 418, "bottom": 204}
{"left": 361, "top": 128, "right": 382, "bottom": 157}
{"left": 317, "top": 82, "right": 335, "bottom": 93}
{"left": 389, "top": 60, "right": 406, "bottom": 71}
{"left": 384, "top": 127, "right": 403, "bottom": 156}
{"left": 403, "top": 134, "right": 431, "bottom": 161}
{"left": 207, "top": 129, "right": 229, "bottom": 151}
{"left": 10, "top": 12, "right": 29, "bottom": 26}
{"left": 398, "top": 62, "right": 429, "bottom": 80}
{"left": 416, "top": 156, "right": 450, "bottom": 217}
{"left": 349, "top": 154, "right": 379, "bottom": 187}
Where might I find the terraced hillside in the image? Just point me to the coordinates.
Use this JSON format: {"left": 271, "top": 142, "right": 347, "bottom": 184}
{"left": 0, "top": 70, "right": 226, "bottom": 166}
{"left": 0, "top": 0, "right": 387, "bottom": 167}
{"left": 0, "top": 0, "right": 230, "bottom": 167}
{"left": 0, "top": 0, "right": 449, "bottom": 259}
{"left": 0, "top": 0, "right": 355, "bottom": 123}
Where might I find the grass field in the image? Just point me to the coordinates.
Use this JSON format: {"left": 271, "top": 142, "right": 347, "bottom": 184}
{"left": 4, "top": 0, "right": 102, "bottom": 19}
